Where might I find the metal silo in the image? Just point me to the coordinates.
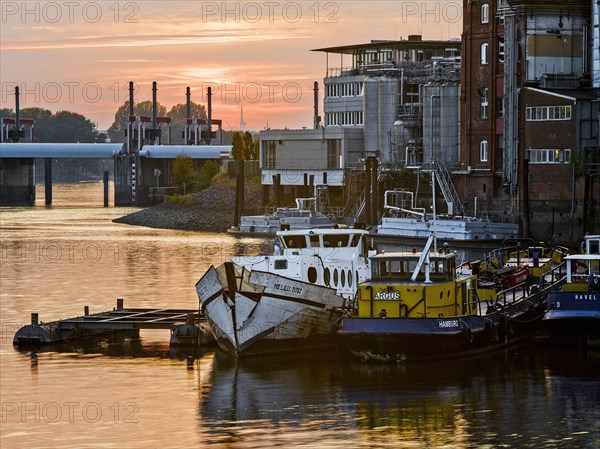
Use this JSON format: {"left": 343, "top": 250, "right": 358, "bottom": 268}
{"left": 422, "top": 81, "right": 460, "bottom": 167}
{"left": 363, "top": 76, "right": 400, "bottom": 163}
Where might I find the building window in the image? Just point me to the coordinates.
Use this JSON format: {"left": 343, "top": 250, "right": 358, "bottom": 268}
{"left": 498, "top": 38, "right": 505, "bottom": 63}
{"left": 526, "top": 148, "right": 571, "bottom": 164}
{"left": 480, "top": 140, "right": 489, "bottom": 162}
{"left": 327, "top": 140, "right": 342, "bottom": 168}
{"left": 481, "top": 3, "right": 489, "bottom": 23}
{"left": 356, "top": 111, "right": 363, "bottom": 125}
{"left": 480, "top": 87, "right": 489, "bottom": 119}
{"left": 264, "top": 140, "right": 276, "bottom": 169}
{"left": 526, "top": 105, "right": 572, "bottom": 121}
{"left": 481, "top": 43, "right": 489, "bottom": 65}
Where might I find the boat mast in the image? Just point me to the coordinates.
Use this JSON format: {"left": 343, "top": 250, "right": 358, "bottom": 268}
{"left": 431, "top": 169, "right": 437, "bottom": 253}
{"left": 411, "top": 234, "right": 435, "bottom": 283}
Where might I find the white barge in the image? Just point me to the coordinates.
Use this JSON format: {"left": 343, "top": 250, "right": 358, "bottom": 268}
{"left": 196, "top": 228, "right": 373, "bottom": 356}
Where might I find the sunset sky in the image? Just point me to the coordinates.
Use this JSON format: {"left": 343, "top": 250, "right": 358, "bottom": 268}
{"left": 1, "top": 1, "right": 463, "bottom": 131}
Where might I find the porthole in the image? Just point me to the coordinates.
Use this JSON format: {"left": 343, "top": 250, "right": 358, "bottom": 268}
{"left": 333, "top": 269, "right": 339, "bottom": 286}
{"left": 324, "top": 268, "right": 331, "bottom": 285}
{"left": 308, "top": 266, "right": 317, "bottom": 284}
{"left": 341, "top": 269, "right": 346, "bottom": 287}
{"left": 349, "top": 270, "right": 353, "bottom": 288}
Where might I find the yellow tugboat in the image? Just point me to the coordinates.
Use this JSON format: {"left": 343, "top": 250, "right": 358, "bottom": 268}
{"left": 339, "top": 236, "right": 567, "bottom": 362}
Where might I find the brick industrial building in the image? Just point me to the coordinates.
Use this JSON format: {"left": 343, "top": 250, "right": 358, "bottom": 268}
{"left": 460, "top": 0, "right": 599, "bottom": 241}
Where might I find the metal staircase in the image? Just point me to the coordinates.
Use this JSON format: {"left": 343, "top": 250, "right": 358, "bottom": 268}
{"left": 431, "top": 160, "right": 465, "bottom": 216}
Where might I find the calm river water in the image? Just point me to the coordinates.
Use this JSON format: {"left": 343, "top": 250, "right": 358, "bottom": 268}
{"left": 1, "top": 183, "right": 599, "bottom": 449}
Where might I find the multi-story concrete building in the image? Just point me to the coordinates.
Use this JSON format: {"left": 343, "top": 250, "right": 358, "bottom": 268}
{"left": 259, "top": 36, "right": 462, "bottom": 200}
{"left": 460, "top": 0, "right": 599, "bottom": 239}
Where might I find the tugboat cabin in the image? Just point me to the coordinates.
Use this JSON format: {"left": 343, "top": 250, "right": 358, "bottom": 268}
{"left": 356, "top": 250, "right": 493, "bottom": 319}
{"left": 371, "top": 252, "right": 456, "bottom": 283}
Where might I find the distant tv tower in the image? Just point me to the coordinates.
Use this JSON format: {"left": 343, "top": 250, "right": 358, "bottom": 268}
{"left": 240, "top": 105, "right": 246, "bottom": 132}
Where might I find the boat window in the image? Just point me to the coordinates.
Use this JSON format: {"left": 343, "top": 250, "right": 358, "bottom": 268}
{"left": 351, "top": 234, "right": 362, "bottom": 247}
{"left": 348, "top": 270, "right": 353, "bottom": 287}
{"left": 389, "top": 260, "right": 402, "bottom": 274}
{"left": 274, "top": 259, "right": 288, "bottom": 270}
{"left": 285, "top": 235, "right": 307, "bottom": 249}
{"left": 334, "top": 269, "right": 339, "bottom": 286}
{"left": 307, "top": 266, "right": 318, "bottom": 283}
{"left": 323, "top": 234, "right": 349, "bottom": 248}
{"left": 374, "top": 261, "right": 388, "bottom": 277}
{"left": 324, "top": 268, "right": 331, "bottom": 285}
{"left": 341, "top": 269, "right": 346, "bottom": 287}
{"left": 407, "top": 260, "right": 420, "bottom": 272}
{"left": 310, "top": 233, "right": 321, "bottom": 247}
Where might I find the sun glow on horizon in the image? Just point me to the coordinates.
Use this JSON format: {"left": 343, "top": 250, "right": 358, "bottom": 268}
{"left": 1, "top": 1, "right": 463, "bottom": 131}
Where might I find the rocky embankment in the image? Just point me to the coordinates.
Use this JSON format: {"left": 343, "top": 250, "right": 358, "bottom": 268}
{"left": 113, "top": 182, "right": 263, "bottom": 233}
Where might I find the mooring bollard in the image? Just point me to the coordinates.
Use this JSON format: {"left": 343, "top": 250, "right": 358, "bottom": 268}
{"left": 31, "top": 313, "right": 39, "bottom": 326}
{"left": 84, "top": 306, "right": 89, "bottom": 316}
{"left": 117, "top": 298, "right": 124, "bottom": 310}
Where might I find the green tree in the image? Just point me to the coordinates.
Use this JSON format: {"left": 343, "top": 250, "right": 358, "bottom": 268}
{"left": 0, "top": 108, "right": 14, "bottom": 118}
{"left": 243, "top": 131, "right": 258, "bottom": 160}
{"left": 193, "top": 160, "right": 220, "bottom": 191}
{"left": 19, "top": 107, "right": 53, "bottom": 141}
{"left": 167, "top": 102, "right": 207, "bottom": 144}
{"left": 107, "top": 100, "right": 167, "bottom": 143}
{"left": 232, "top": 132, "right": 244, "bottom": 161}
{"left": 46, "top": 110, "right": 102, "bottom": 143}
{"left": 2, "top": 107, "right": 105, "bottom": 143}
{"left": 172, "top": 155, "right": 195, "bottom": 194}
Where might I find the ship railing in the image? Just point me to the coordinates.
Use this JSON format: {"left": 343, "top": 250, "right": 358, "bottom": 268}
{"left": 490, "top": 261, "right": 566, "bottom": 310}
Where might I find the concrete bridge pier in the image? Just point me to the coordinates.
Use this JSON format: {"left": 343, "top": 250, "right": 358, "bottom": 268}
{"left": 44, "top": 158, "right": 52, "bottom": 205}
{"left": 0, "top": 158, "right": 35, "bottom": 206}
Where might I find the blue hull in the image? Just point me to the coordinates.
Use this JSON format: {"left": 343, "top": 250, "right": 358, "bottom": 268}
{"left": 544, "top": 291, "right": 600, "bottom": 343}
{"left": 339, "top": 295, "right": 547, "bottom": 362}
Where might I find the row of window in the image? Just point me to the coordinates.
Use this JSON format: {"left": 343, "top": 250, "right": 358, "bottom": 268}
{"left": 526, "top": 148, "right": 571, "bottom": 163}
{"left": 526, "top": 105, "right": 572, "bottom": 121}
{"left": 325, "top": 111, "right": 363, "bottom": 126}
{"left": 325, "top": 82, "right": 363, "bottom": 98}
{"left": 479, "top": 141, "right": 571, "bottom": 164}
{"left": 322, "top": 267, "right": 358, "bottom": 289}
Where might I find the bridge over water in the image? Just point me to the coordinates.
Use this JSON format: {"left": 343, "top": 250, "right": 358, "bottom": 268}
{"left": 0, "top": 142, "right": 232, "bottom": 206}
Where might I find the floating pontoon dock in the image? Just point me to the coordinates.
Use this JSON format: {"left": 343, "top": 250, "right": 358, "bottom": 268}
{"left": 13, "top": 299, "right": 213, "bottom": 347}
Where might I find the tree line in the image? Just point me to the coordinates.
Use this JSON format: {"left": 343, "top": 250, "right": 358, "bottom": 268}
{"left": 0, "top": 107, "right": 107, "bottom": 143}
{"left": 1, "top": 101, "right": 259, "bottom": 161}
